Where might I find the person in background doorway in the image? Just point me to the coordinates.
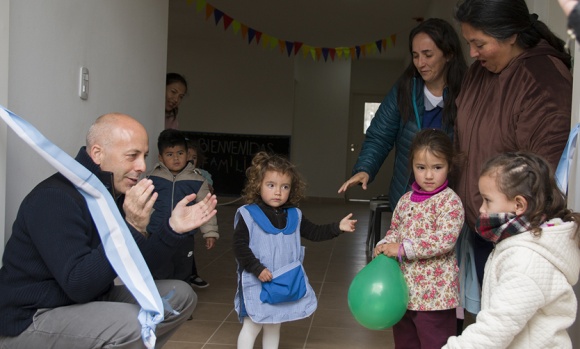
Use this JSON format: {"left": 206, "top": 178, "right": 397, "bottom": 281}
{"left": 186, "top": 137, "right": 214, "bottom": 194}
{"left": 165, "top": 72, "right": 188, "bottom": 129}
{"left": 338, "top": 18, "right": 467, "bottom": 209}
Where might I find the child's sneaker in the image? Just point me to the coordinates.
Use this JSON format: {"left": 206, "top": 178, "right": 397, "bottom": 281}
{"left": 190, "top": 275, "right": 209, "bottom": 288}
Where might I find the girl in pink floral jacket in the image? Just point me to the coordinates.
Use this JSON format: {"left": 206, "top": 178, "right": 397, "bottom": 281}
{"left": 375, "top": 129, "right": 464, "bottom": 349}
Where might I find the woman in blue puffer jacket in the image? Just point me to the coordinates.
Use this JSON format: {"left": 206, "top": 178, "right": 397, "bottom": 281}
{"left": 338, "top": 18, "right": 467, "bottom": 208}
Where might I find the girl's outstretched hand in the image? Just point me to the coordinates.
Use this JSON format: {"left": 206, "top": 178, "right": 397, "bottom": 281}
{"left": 339, "top": 213, "right": 357, "bottom": 232}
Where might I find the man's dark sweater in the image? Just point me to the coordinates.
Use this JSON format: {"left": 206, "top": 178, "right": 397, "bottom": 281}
{"left": 0, "top": 147, "right": 187, "bottom": 336}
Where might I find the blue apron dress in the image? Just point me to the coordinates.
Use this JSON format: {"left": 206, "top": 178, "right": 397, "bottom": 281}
{"left": 234, "top": 204, "right": 317, "bottom": 324}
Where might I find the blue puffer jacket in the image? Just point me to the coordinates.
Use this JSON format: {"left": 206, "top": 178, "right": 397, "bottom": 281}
{"left": 352, "top": 77, "right": 453, "bottom": 207}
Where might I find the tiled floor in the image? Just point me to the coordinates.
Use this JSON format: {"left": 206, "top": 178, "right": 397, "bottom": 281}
{"left": 165, "top": 197, "right": 395, "bottom": 349}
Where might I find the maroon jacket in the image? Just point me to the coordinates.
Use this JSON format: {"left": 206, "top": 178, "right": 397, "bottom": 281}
{"left": 455, "top": 40, "right": 572, "bottom": 230}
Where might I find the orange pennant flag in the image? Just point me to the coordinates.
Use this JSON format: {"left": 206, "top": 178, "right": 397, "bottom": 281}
{"left": 205, "top": 3, "right": 214, "bottom": 20}
{"left": 241, "top": 24, "right": 248, "bottom": 39}
{"left": 278, "top": 39, "right": 285, "bottom": 53}
{"left": 391, "top": 34, "right": 397, "bottom": 46}
{"left": 315, "top": 47, "right": 322, "bottom": 61}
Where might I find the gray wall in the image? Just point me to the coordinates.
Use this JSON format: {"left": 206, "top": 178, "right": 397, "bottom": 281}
{"left": 0, "top": 0, "right": 8, "bottom": 260}
{"left": 3, "top": 0, "right": 169, "bottom": 244}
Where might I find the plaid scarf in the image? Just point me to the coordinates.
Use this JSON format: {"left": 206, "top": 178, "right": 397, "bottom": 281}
{"left": 475, "top": 213, "right": 531, "bottom": 243}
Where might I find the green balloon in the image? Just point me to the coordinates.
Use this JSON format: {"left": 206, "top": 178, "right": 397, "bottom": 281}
{"left": 347, "top": 254, "right": 409, "bottom": 330}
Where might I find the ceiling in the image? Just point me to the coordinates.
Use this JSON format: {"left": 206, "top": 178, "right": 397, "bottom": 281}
{"left": 168, "top": 0, "right": 439, "bottom": 61}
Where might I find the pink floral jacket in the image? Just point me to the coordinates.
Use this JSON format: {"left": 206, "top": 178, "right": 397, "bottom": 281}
{"left": 379, "top": 187, "right": 464, "bottom": 311}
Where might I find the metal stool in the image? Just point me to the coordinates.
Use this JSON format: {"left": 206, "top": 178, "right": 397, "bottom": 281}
{"left": 366, "top": 196, "right": 392, "bottom": 255}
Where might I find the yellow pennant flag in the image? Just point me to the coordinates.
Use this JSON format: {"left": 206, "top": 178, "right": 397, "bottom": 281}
{"left": 232, "top": 20, "right": 241, "bottom": 34}
{"left": 195, "top": 0, "right": 205, "bottom": 12}
{"left": 261, "top": 34, "right": 271, "bottom": 48}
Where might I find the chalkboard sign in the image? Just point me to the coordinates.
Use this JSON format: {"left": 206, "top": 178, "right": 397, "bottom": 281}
{"left": 183, "top": 131, "right": 291, "bottom": 196}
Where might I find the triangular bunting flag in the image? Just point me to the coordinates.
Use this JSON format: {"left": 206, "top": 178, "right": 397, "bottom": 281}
{"left": 329, "top": 48, "right": 336, "bottom": 61}
{"left": 241, "top": 24, "right": 249, "bottom": 39}
{"left": 302, "top": 45, "right": 311, "bottom": 58}
{"left": 269, "top": 36, "right": 278, "bottom": 49}
{"left": 205, "top": 3, "right": 214, "bottom": 20}
{"left": 261, "top": 33, "right": 271, "bottom": 48}
{"left": 310, "top": 47, "right": 316, "bottom": 61}
{"left": 315, "top": 47, "right": 322, "bottom": 61}
{"left": 293, "top": 42, "right": 303, "bottom": 55}
{"left": 322, "top": 48, "right": 329, "bottom": 62}
{"left": 285, "top": 41, "right": 293, "bottom": 57}
{"left": 195, "top": 0, "right": 205, "bottom": 12}
{"left": 213, "top": 9, "right": 224, "bottom": 25}
{"left": 248, "top": 28, "right": 256, "bottom": 44}
{"left": 190, "top": 0, "right": 398, "bottom": 61}
{"left": 223, "top": 15, "right": 233, "bottom": 30}
{"left": 232, "top": 20, "right": 241, "bottom": 34}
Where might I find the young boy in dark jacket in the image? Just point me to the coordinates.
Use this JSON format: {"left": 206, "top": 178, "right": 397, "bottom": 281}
{"left": 147, "top": 129, "right": 219, "bottom": 286}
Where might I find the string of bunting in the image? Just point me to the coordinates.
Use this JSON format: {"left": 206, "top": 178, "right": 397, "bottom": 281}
{"left": 186, "top": 0, "right": 397, "bottom": 62}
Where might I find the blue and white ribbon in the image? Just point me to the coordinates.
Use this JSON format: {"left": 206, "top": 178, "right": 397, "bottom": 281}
{"left": 0, "top": 106, "right": 163, "bottom": 348}
{"left": 556, "top": 123, "right": 580, "bottom": 195}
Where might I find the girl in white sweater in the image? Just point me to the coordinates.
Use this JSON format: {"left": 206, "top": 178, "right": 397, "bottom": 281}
{"left": 444, "top": 152, "right": 580, "bottom": 348}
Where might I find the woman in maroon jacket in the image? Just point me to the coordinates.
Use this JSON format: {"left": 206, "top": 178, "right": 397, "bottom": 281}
{"left": 453, "top": 0, "right": 573, "bottom": 317}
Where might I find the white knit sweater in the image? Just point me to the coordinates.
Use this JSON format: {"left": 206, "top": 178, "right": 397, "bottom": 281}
{"left": 444, "top": 219, "right": 580, "bottom": 348}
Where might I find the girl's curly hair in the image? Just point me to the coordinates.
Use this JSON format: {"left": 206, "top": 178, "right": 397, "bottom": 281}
{"left": 242, "top": 151, "right": 306, "bottom": 206}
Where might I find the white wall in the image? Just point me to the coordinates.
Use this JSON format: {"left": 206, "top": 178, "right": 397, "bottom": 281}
{"left": 4, "top": 0, "right": 169, "bottom": 242}
{"left": 167, "top": 1, "right": 412, "bottom": 199}
{"left": 168, "top": 29, "right": 295, "bottom": 135}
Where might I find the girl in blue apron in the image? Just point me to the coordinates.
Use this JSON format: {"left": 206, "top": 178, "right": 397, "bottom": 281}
{"left": 234, "top": 151, "right": 357, "bottom": 349}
